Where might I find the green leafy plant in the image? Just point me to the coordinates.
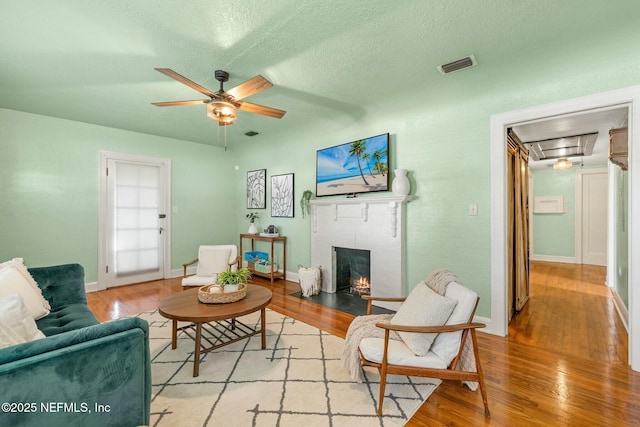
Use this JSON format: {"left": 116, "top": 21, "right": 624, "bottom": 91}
{"left": 300, "top": 190, "right": 313, "bottom": 219}
{"left": 246, "top": 212, "right": 260, "bottom": 223}
{"left": 216, "top": 267, "right": 252, "bottom": 286}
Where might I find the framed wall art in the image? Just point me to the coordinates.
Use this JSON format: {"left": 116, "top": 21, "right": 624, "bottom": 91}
{"left": 247, "top": 169, "right": 266, "bottom": 209}
{"left": 271, "top": 173, "right": 294, "bottom": 218}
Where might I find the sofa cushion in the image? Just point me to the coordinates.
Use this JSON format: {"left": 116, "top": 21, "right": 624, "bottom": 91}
{"left": 0, "top": 258, "right": 50, "bottom": 319}
{"left": 0, "top": 293, "right": 46, "bottom": 349}
{"left": 36, "top": 304, "right": 99, "bottom": 337}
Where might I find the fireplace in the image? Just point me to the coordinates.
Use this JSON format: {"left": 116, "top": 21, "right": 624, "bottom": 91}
{"left": 309, "top": 195, "right": 412, "bottom": 310}
{"left": 334, "top": 247, "right": 371, "bottom": 295}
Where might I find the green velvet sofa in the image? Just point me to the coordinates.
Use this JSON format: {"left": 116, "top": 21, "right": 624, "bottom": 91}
{"left": 0, "top": 264, "right": 151, "bottom": 427}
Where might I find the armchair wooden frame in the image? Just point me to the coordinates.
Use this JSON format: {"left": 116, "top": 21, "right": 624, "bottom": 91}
{"left": 182, "top": 256, "right": 241, "bottom": 278}
{"left": 359, "top": 295, "right": 490, "bottom": 417}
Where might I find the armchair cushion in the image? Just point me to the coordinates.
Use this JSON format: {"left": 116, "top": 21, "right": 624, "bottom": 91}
{"left": 430, "top": 282, "right": 478, "bottom": 365}
{"left": 390, "top": 281, "right": 457, "bottom": 356}
{"left": 359, "top": 337, "right": 448, "bottom": 369}
{"left": 197, "top": 247, "right": 232, "bottom": 276}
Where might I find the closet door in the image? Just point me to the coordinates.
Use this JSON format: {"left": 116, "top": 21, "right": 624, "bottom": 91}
{"left": 508, "top": 131, "right": 530, "bottom": 317}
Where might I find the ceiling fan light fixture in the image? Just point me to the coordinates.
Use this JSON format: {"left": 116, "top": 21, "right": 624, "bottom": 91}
{"left": 553, "top": 158, "right": 573, "bottom": 170}
{"left": 207, "top": 100, "right": 237, "bottom": 125}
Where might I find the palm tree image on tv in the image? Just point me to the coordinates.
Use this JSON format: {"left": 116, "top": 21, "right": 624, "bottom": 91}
{"left": 349, "top": 140, "right": 369, "bottom": 185}
{"left": 316, "top": 133, "right": 389, "bottom": 197}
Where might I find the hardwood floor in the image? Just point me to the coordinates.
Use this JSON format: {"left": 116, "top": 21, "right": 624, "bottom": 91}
{"left": 87, "top": 261, "right": 640, "bottom": 426}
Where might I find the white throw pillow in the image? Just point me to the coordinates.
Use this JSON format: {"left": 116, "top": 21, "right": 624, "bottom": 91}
{"left": 391, "top": 282, "right": 457, "bottom": 356}
{"left": 0, "top": 293, "right": 46, "bottom": 349}
{"left": 430, "top": 282, "right": 478, "bottom": 365}
{"left": 196, "top": 247, "right": 232, "bottom": 277}
{"left": 0, "top": 258, "right": 50, "bottom": 320}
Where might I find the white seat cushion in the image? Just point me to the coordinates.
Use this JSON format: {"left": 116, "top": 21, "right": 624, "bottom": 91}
{"left": 359, "top": 337, "right": 448, "bottom": 369}
{"left": 197, "top": 246, "right": 233, "bottom": 277}
{"left": 390, "top": 282, "right": 457, "bottom": 356}
{"left": 430, "top": 281, "right": 478, "bottom": 365}
{"left": 0, "top": 293, "right": 46, "bottom": 349}
{"left": 182, "top": 275, "right": 219, "bottom": 287}
{"left": 0, "top": 258, "right": 50, "bottom": 320}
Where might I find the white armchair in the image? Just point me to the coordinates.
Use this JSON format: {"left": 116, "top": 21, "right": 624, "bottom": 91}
{"left": 181, "top": 245, "right": 240, "bottom": 287}
{"left": 354, "top": 279, "right": 490, "bottom": 417}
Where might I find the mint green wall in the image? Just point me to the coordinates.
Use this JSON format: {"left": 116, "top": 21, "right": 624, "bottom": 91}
{"left": 232, "top": 46, "right": 640, "bottom": 318}
{"left": 0, "top": 109, "right": 238, "bottom": 283}
{"left": 531, "top": 168, "right": 576, "bottom": 258}
{"left": 2, "top": 20, "right": 639, "bottom": 318}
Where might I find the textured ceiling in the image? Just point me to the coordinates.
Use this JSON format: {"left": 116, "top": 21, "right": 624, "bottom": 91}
{"left": 1, "top": 0, "right": 639, "bottom": 147}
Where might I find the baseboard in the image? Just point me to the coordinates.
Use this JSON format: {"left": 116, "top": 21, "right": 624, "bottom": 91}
{"left": 171, "top": 267, "right": 189, "bottom": 278}
{"left": 530, "top": 254, "right": 577, "bottom": 264}
{"left": 473, "top": 315, "right": 495, "bottom": 335}
{"left": 177, "top": 267, "right": 299, "bottom": 282}
{"left": 610, "top": 288, "right": 629, "bottom": 332}
{"left": 85, "top": 281, "right": 100, "bottom": 293}
{"left": 286, "top": 270, "right": 299, "bottom": 283}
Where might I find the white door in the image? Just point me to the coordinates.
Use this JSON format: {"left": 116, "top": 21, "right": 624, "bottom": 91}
{"left": 581, "top": 170, "right": 608, "bottom": 266}
{"left": 99, "top": 152, "right": 171, "bottom": 288}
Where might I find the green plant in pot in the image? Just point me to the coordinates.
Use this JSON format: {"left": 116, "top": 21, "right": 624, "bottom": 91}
{"left": 300, "top": 190, "right": 313, "bottom": 219}
{"left": 216, "top": 267, "right": 252, "bottom": 292}
{"left": 246, "top": 212, "right": 260, "bottom": 234}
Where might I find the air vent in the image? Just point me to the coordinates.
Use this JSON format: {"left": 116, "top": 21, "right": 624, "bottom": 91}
{"left": 437, "top": 55, "right": 477, "bottom": 75}
{"left": 244, "top": 131, "right": 259, "bottom": 137}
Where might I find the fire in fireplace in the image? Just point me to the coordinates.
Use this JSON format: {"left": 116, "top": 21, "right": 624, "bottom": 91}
{"left": 334, "top": 247, "right": 371, "bottom": 295}
{"left": 351, "top": 275, "right": 370, "bottom": 295}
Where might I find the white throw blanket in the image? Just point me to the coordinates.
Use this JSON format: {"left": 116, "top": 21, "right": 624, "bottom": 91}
{"left": 341, "top": 270, "right": 478, "bottom": 390}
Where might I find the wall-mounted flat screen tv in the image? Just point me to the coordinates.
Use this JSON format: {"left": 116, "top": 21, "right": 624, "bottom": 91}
{"left": 316, "top": 133, "right": 389, "bottom": 197}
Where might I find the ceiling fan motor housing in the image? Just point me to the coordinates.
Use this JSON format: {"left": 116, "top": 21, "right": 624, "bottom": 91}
{"left": 215, "top": 70, "right": 229, "bottom": 83}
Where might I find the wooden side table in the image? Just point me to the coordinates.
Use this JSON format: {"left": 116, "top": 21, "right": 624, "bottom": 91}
{"left": 239, "top": 234, "right": 286, "bottom": 285}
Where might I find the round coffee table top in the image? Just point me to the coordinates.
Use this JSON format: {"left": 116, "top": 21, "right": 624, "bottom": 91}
{"left": 158, "top": 284, "right": 272, "bottom": 323}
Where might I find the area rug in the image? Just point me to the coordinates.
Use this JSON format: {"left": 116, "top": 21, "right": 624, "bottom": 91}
{"left": 136, "top": 309, "right": 440, "bottom": 427}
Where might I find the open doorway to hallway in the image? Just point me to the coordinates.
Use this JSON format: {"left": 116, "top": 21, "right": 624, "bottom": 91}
{"left": 489, "top": 85, "right": 640, "bottom": 371}
{"left": 508, "top": 107, "right": 628, "bottom": 325}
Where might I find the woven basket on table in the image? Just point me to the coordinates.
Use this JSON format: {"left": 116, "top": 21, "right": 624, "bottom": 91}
{"left": 198, "top": 283, "right": 247, "bottom": 304}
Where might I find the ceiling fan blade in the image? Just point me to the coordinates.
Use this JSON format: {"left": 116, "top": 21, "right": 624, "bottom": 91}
{"left": 237, "top": 101, "right": 286, "bottom": 119}
{"left": 152, "top": 100, "right": 209, "bottom": 107}
{"left": 225, "top": 75, "right": 273, "bottom": 101}
{"left": 154, "top": 68, "right": 219, "bottom": 98}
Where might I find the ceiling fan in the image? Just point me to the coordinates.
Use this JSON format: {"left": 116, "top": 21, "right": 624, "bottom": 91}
{"left": 152, "top": 68, "right": 286, "bottom": 126}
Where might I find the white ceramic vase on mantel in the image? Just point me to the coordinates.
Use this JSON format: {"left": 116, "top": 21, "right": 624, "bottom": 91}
{"left": 248, "top": 222, "right": 258, "bottom": 235}
{"left": 391, "top": 169, "right": 410, "bottom": 196}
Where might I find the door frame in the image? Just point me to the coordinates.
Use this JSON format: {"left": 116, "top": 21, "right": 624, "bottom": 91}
{"left": 97, "top": 151, "right": 172, "bottom": 290}
{"left": 490, "top": 85, "right": 640, "bottom": 371}
{"left": 576, "top": 167, "right": 608, "bottom": 265}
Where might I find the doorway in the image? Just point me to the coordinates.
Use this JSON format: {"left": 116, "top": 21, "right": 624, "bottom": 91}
{"left": 577, "top": 169, "right": 608, "bottom": 266}
{"left": 98, "top": 151, "right": 172, "bottom": 289}
{"left": 489, "top": 85, "right": 640, "bottom": 371}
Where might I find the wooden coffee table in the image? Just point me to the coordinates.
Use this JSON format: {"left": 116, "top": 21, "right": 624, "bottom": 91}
{"left": 158, "top": 284, "right": 272, "bottom": 377}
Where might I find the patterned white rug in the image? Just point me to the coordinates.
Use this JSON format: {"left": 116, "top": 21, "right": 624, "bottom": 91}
{"left": 137, "top": 309, "right": 440, "bottom": 427}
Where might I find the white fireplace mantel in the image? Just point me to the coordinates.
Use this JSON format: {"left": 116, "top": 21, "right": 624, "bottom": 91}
{"left": 310, "top": 194, "right": 413, "bottom": 309}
